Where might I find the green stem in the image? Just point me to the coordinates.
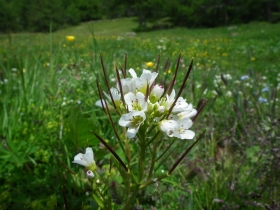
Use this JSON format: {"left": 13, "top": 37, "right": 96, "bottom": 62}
{"left": 92, "top": 192, "right": 105, "bottom": 209}
{"left": 137, "top": 129, "right": 146, "bottom": 183}
{"left": 122, "top": 184, "right": 140, "bottom": 210}
{"left": 148, "top": 133, "right": 160, "bottom": 180}
{"left": 155, "top": 138, "right": 176, "bottom": 162}
{"left": 140, "top": 174, "right": 168, "bottom": 189}
{"left": 138, "top": 141, "right": 146, "bottom": 182}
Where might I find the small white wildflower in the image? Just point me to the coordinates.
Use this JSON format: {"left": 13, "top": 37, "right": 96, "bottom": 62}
{"left": 119, "top": 111, "right": 146, "bottom": 139}
{"left": 159, "top": 118, "right": 195, "bottom": 140}
{"left": 124, "top": 92, "right": 147, "bottom": 111}
{"left": 73, "top": 147, "right": 95, "bottom": 167}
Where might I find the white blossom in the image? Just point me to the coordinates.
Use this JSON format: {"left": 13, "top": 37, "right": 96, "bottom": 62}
{"left": 119, "top": 111, "right": 146, "bottom": 139}
{"left": 124, "top": 92, "right": 147, "bottom": 111}
{"left": 73, "top": 147, "right": 95, "bottom": 167}
{"left": 159, "top": 118, "right": 195, "bottom": 140}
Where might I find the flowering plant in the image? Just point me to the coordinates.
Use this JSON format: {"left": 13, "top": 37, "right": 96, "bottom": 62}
{"left": 68, "top": 54, "right": 207, "bottom": 209}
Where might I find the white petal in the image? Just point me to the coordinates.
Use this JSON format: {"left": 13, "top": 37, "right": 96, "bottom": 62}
{"left": 151, "top": 84, "right": 164, "bottom": 99}
{"left": 128, "top": 68, "right": 137, "bottom": 78}
{"left": 119, "top": 111, "right": 145, "bottom": 127}
{"left": 140, "top": 69, "right": 158, "bottom": 85}
{"left": 175, "top": 130, "right": 195, "bottom": 139}
{"left": 157, "top": 105, "right": 165, "bottom": 113}
{"left": 124, "top": 92, "right": 147, "bottom": 111}
{"left": 84, "top": 147, "right": 94, "bottom": 165}
{"left": 95, "top": 99, "right": 107, "bottom": 108}
{"left": 73, "top": 153, "right": 88, "bottom": 167}
{"left": 167, "top": 114, "right": 179, "bottom": 121}
{"left": 127, "top": 126, "right": 140, "bottom": 139}
{"left": 174, "top": 118, "right": 195, "bottom": 139}
{"left": 178, "top": 106, "right": 197, "bottom": 119}
{"left": 73, "top": 148, "right": 95, "bottom": 167}
{"left": 172, "top": 97, "right": 189, "bottom": 112}
{"left": 124, "top": 92, "right": 135, "bottom": 108}
{"left": 159, "top": 120, "right": 178, "bottom": 137}
{"left": 119, "top": 114, "right": 132, "bottom": 127}
{"left": 178, "top": 118, "right": 193, "bottom": 129}
{"left": 103, "top": 88, "right": 120, "bottom": 101}
{"left": 169, "top": 89, "right": 176, "bottom": 101}
{"left": 136, "top": 92, "right": 147, "bottom": 111}
{"left": 119, "top": 78, "right": 136, "bottom": 94}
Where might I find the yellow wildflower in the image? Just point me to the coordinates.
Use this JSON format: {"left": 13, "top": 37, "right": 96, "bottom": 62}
{"left": 66, "top": 36, "right": 75, "bottom": 42}
{"left": 145, "top": 62, "right": 154, "bottom": 68}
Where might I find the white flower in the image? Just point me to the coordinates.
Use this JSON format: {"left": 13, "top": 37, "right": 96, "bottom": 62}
{"left": 128, "top": 68, "right": 138, "bottom": 78}
{"left": 95, "top": 87, "right": 121, "bottom": 108}
{"left": 150, "top": 84, "right": 164, "bottom": 103}
{"left": 159, "top": 119, "right": 177, "bottom": 137}
{"left": 174, "top": 118, "right": 195, "bottom": 139}
{"left": 139, "top": 69, "right": 158, "bottom": 87}
{"left": 160, "top": 89, "right": 196, "bottom": 116}
{"left": 124, "top": 92, "right": 147, "bottom": 111}
{"left": 128, "top": 68, "right": 158, "bottom": 94}
{"left": 73, "top": 147, "right": 95, "bottom": 167}
{"left": 159, "top": 118, "right": 195, "bottom": 140}
{"left": 177, "top": 104, "right": 197, "bottom": 119}
{"left": 118, "top": 77, "right": 138, "bottom": 94}
{"left": 119, "top": 111, "right": 146, "bottom": 139}
{"left": 104, "top": 87, "right": 121, "bottom": 101}
{"left": 172, "top": 97, "right": 192, "bottom": 113}
{"left": 161, "top": 89, "right": 176, "bottom": 110}
{"left": 95, "top": 99, "right": 108, "bottom": 108}
{"left": 86, "top": 170, "right": 94, "bottom": 178}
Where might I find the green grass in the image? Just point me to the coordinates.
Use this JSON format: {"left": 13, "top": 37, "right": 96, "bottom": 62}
{"left": 0, "top": 18, "right": 280, "bottom": 209}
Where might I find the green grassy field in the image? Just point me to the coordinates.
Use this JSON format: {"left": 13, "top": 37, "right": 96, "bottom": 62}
{"left": 0, "top": 18, "right": 280, "bottom": 209}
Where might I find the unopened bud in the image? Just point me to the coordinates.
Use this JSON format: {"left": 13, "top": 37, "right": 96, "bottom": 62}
{"left": 86, "top": 170, "right": 94, "bottom": 179}
{"left": 150, "top": 84, "right": 164, "bottom": 103}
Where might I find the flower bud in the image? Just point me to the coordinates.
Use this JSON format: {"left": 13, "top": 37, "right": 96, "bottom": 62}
{"left": 86, "top": 170, "right": 94, "bottom": 179}
{"left": 150, "top": 85, "right": 164, "bottom": 103}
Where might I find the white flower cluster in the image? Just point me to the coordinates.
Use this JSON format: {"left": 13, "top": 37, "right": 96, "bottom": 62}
{"left": 96, "top": 68, "right": 197, "bottom": 140}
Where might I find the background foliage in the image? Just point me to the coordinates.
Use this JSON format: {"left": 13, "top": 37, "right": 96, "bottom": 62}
{"left": 0, "top": 0, "right": 280, "bottom": 32}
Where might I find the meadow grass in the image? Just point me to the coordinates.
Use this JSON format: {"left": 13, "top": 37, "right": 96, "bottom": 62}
{"left": 0, "top": 18, "right": 280, "bottom": 209}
